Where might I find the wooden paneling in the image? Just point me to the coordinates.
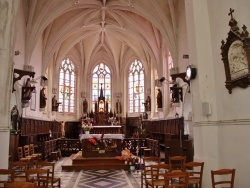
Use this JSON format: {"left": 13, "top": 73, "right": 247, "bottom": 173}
{"left": 64, "top": 121, "right": 79, "bottom": 139}
{"left": 142, "top": 117, "right": 184, "bottom": 136}
{"left": 20, "top": 118, "right": 61, "bottom": 137}
{"left": 165, "top": 139, "right": 193, "bottom": 163}
{"left": 35, "top": 139, "right": 58, "bottom": 160}
{"left": 56, "top": 139, "right": 81, "bottom": 157}
{"left": 18, "top": 118, "right": 62, "bottom": 155}
{"left": 125, "top": 116, "right": 141, "bottom": 138}
{"left": 9, "top": 134, "right": 19, "bottom": 162}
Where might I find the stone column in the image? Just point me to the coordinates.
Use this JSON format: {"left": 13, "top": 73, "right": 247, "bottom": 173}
{"left": 0, "top": 0, "right": 19, "bottom": 168}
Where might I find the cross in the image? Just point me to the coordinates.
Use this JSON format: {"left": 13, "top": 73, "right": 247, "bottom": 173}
{"left": 228, "top": 8, "right": 234, "bottom": 19}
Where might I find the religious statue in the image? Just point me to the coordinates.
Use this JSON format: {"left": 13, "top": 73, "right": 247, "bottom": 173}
{"left": 171, "top": 83, "right": 180, "bottom": 103}
{"left": 116, "top": 99, "right": 122, "bottom": 114}
{"left": 22, "top": 78, "right": 32, "bottom": 100}
{"left": 83, "top": 99, "right": 88, "bottom": 114}
{"left": 11, "top": 105, "right": 19, "bottom": 130}
{"left": 94, "top": 101, "right": 98, "bottom": 113}
{"left": 61, "top": 121, "right": 65, "bottom": 138}
{"left": 145, "top": 96, "right": 151, "bottom": 111}
{"left": 157, "top": 89, "right": 163, "bottom": 108}
{"left": 40, "top": 87, "right": 47, "bottom": 108}
{"left": 52, "top": 95, "right": 60, "bottom": 111}
{"left": 106, "top": 101, "right": 109, "bottom": 112}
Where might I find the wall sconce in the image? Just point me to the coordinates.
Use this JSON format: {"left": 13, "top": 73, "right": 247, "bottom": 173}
{"left": 14, "top": 50, "right": 20, "bottom": 56}
{"left": 146, "top": 89, "right": 151, "bottom": 95}
{"left": 12, "top": 69, "right": 35, "bottom": 92}
{"left": 52, "top": 88, "right": 58, "bottom": 94}
{"left": 159, "top": 77, "right": 166, "bottom": 82}
{"left": 81, "top": 92, "right": 87, "bottom": 98}
{"left": 115, "top": 92, "right": 122, "bottom": 98}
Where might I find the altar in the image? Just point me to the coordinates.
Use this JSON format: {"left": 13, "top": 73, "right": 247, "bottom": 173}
{"left": 87, "top": 125, "right": 123, "bottom": 134}
{"left": 80, "top": 133, "right": 124, "bottom": 140}
{"left": 81, "top": 138, "right": 123, "bottom": 158}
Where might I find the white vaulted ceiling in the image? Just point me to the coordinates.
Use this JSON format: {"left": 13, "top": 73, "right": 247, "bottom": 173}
{"left": 24, "top": 0, "right": 179, "bottom": 73}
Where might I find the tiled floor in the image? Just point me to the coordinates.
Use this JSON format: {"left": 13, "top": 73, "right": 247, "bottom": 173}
{"left": 55, "top": 158, "right": 142, "bottom": 188}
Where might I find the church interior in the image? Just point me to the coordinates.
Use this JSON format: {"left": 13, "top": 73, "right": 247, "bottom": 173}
{"left": 1, "top": 0, "right": 250, "bottom": 187}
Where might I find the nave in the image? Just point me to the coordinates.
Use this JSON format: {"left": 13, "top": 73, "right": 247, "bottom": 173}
{"left": 2, "top": 1, "right": 250, "bottom": 187}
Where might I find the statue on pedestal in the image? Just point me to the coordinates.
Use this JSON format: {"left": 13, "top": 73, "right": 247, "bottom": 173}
{"left": 40, "top": 87, "right": 47, "bottom": 108}
{"left": 52, "top": 95, "right": 60, "bottom": 111}
{"left": 157, "top": 89, "right": 163, "bottom": 108}
{"left": 145, "top": 96, "right": 151, "bottom": 111}
{"left": 116, "top": 99, "right": 122, "bottom": 114}
{"left": 11, "top": 105, "right": 19, "bottom": 130}
{"left": 83, "top": 99, "right": 88, "bottom": 114}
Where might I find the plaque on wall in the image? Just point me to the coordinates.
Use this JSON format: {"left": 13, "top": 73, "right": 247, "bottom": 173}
{"left": 221, "top": 8, "right": 250, "bottom": 93}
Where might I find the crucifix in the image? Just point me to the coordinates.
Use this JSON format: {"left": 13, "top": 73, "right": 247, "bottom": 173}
{"left": 228, "top": 8, "right": 234, "bottom": 19}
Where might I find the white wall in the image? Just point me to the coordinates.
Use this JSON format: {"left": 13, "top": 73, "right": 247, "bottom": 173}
{"left": 177, "top": 0, "right": 190, "bottom": 73}
{"left": 12, "top": 2, "right": 51, "bottom": 121}
{"left": 11, "top": 0, "right": 26, "bottom": 112}
{"left": 0, "top": 0, "right": 19, "bottom": 169}
{"left": 186, "top": 0, "right": 250, "bottom": 187}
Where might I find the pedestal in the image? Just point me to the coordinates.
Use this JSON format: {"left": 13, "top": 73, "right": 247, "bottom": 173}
{"left": 130, "top": 165, "right": 135, "bottom": 171}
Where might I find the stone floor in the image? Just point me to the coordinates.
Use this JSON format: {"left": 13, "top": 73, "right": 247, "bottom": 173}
{"left": 55, "top": 157, "right": 142, "bottom": 188}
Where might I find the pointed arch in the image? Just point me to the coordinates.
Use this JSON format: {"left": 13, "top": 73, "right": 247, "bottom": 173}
{"left": 58, "top": 58, "right": 76, "bottom": 113}
{"left": 128, "top": 59, "right": 145, "bottom": 113}
{"left": 92, "top": 63, "right": 112, "bottom": 112}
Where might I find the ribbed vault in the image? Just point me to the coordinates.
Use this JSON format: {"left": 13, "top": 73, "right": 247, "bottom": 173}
{"left": 24, "top": 0, "right": 179, "bottom": 74}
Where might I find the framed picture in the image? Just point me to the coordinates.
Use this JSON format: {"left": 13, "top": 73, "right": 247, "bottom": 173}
{"left": 220, "top": 9, "right": 250, "bottom": 93}
{"left": 30, "top": 91, "right": 36, "bottom": 111}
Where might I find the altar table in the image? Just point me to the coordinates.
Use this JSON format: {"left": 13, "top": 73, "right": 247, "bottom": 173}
{"left": 86, "top": 125, "right": 123, "bottom": 134}
{"left": 80, "top": 134, "right": 124, "bottom": 140}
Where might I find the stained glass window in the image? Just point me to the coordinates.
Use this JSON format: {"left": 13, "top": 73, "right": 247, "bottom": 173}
{"left": 58, "top": 58, "right": 75, "bottom": 113}
{"left": 92, "top": 63, "right": 111, "bottom": 112}
{"left": 128, "top": 60, "right": 145, "bottom": 113}
{"left": 168, "top": 52, "right": 173, "bottom": 69}
{"left": 168, "top": 51, "right": 174, "bottom": 81}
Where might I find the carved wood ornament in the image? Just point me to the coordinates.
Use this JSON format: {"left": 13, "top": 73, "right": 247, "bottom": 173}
{"left": 221, "top": 8, "right": 250, "bottom": 93}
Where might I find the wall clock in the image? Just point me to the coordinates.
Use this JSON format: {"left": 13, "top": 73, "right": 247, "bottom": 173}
{"left": 185, "top": 65, "right": 197, "bottom": 81}
{"left": 221, "top": 8, "right": 250, "bottom": 94}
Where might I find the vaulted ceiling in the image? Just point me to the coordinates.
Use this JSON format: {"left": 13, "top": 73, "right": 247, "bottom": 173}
{"left": 24, "top": 0, "right": 180, "bottom": 74}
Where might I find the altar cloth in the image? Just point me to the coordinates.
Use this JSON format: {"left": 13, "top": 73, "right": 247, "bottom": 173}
{"left": 80, "top": 134, "right": 124, "bottom": 140}
{"left": 91, "top": 125, "right": 122, "bottom": 128}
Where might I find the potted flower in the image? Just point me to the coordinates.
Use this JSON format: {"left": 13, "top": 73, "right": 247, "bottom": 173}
{"left": 81, "top": 121, "right": 92, "bottom": 134}
{"left": 81, "top": 116, "right": 95, "bottom": 134}
{"left": 108, "top": 117, "right": 117, "bottom": 126}
{"left": 125, "top": 155, "right": 139, "bottom": 171}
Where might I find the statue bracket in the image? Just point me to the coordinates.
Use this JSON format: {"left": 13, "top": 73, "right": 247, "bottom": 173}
{"left": 12, "top": 69, "right": 35, "bottom": 92}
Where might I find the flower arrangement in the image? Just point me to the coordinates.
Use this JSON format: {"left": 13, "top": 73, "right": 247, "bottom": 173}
{"left": 82, "top": 122, "right": 92, "bottom": 132}
{"left": 119, "top": 149, "right": 139, "bottom": 166}
{"left": 125, "top": 155, "right": 139, "bottom": 166}
{"left": 108, "top": 117, "right": 118, "bottom": 125}
{"left": 88, "top": 137, "right": 99, "bottom": 149}
{"left": 81, "top": 116, "right": 95, "bottom": 133}
{"left": 88, "top": 133, "right": 118, "bottom": 151}
{"left": 82, "top": 117, "right": 95, "bottom": 125}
